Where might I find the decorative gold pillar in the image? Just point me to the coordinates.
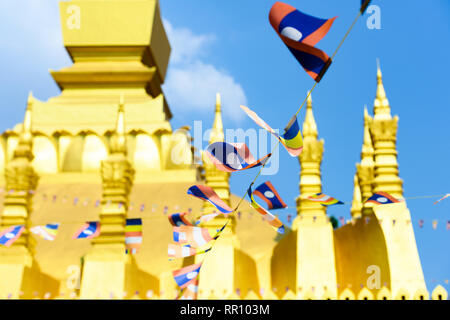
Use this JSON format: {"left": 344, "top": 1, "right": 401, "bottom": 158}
{"left": 200, "top": 93, "right": 232, "bottom": 228}
{"left": 368, "top": 65, "right": 403, "bottom": 199}
{"left": 1, "top": 93, "right": 38, "bottom": 248}
{"left": 80, "top": 95, "right": 136, "bottom": 298}
{"left": 366, "top": 62, "right": 425, "bottom": 297}
{"left": 356, "top": 107, "right": 375, "bottom": 203}
{"left": 197, "top": 93, "right": 235, "bottom": 298}
{"left": 356, "top": 107, "right": 375, "bottom": 216}
{"left": 295, "top": 94, "right": 325, "bottom": 218}
{"left": 196, "top": 93, "right": 259, "bottom": 299}
{"left": 0, "top": 93, "right": 58, "bottom": 299}
{"left": 290, "top": 93, "right": 337, "bottom": 299}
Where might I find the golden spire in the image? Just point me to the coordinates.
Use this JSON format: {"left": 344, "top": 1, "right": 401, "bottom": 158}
{"left": 200, "top": 93, "right": 231, "bottom": 230}
{"left": 13, "top": 92, "right": 34, "bottom": 161}
{"left": 369, "top": 62, "right": 403, "bottom": 198}
{"left": 373, "top": 59, "right": 391, "bottom": 120}
{"left": 350, "top": 174, "right": 362, "bottom": 218}
{"left": 297, "top": 91, "right": 325, "bottom": 219}
{"left": 361, "top": 106, "right": 374, "bottom": 167}
{"left": 2, "top": 92, "right": 39, "bottom": 249}
{"left": 110, "top": 94, "right": 127, "bottom": 155}
{"left": 22, "top": 92, "right": 33, "bottom": 141}
{"left": 303, "top": 92, "right": 318, "bottom": 139}
{"left": 209, "top": 93, "right": 224, "bottom": 143}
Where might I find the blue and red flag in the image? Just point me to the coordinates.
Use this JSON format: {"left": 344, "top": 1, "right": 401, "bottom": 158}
{"left": 187, "top": 185, "right": 233, "bottom": 214}
{"left": 168, "top": 212, "right": 194, "bottom": 227}
{"left": 253, "top": 181, "right": 287, "bottom": 210}
{"left": 0, "top": 225, "right": 25, "bottom": 247}
{"left": 247, "top": 185, "right": 285, "bottom": 234}
{"left": 205, "top": 142, "right": 272, "bottom": 172}
{"left": 178, "top": 278, "right": 199, "bottom": 300}
{"left": 269, "top": 1, "right": 336, "bottom": 82}
{"left": 73, "top": 221, "right": 100, "bottom": 239}
{"left": 365, "top": 192, "right": 401, "bottom": 205}
{"left": 360, "top": 0, "right": 372, "bottom": 14}
{"left": 173, "top": 262, "right": 202, "bottom": 289}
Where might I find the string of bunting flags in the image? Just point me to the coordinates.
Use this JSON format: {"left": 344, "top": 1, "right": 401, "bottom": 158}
{"left": 0, "top": 188, "right": 447, "bottom": 249}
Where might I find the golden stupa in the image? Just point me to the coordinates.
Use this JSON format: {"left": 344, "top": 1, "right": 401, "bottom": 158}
{"left": 0, "top": 0, "right": 446, "bottom": 300}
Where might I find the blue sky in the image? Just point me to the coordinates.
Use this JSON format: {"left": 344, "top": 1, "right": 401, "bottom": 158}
{"left": 0, "top": 0, "right": 449, "bottom": 292}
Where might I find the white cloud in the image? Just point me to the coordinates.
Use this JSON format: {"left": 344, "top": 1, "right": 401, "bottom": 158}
{"left": 0, "top": 0, "right": 69, "bottom": 64}
{"left": 163, "top": 19, "right": 215, "bottom": 65}
{"left": 164, "top": 61, "right": 247, "bottom": 121}
{"left": 162, "top": 20, "right": 247, "bottom": 122}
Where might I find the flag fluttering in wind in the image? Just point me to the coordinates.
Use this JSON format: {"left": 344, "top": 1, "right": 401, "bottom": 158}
{"left": 0, "top": 225, "right": 25, "bottom": 247}
{"left": 432, "top": 220, "right": 438, "bottom": 230}
{"left": 168, "top": 244, "right": 211, "bottom": 259}
{"left": 306, "top": 193, "right": 344, "bottom": 206}
{"left": 173, "top": 226, "right": 219, "bottom": 248}
{"left": 187, "top": 185, "right": 233, "bottom": 214}
{"left": 168, "top": 212, "right": 194, "bottom": 227}
{"left": 178, "top": 278, "right": 199, "bottom": 300}
{"left": 30, "top": 223, "right": 59, "bottom": 241}
{"left": 365, "top": 192, "right": 400, "bottom": 205}
{"left": 240, "top": 106, "right": 303, "bottom": 157}
{"left": 433, "top": 194, "right": 450, "bottom": 205}
{"left": 73, "top": 221, "right": 100, "bottom": 239}
{"left": 173, "top": 263, "right": 202, "bottom": 289}
{"left": 205, "top": 142, "right": 272, "bottom": 172}
{"left": 419, "top": 219, "right": 424, "bottom": 228}
{"left": 269, "top": 1, "right": 336, "bottom": 82}
{"left": 360, "top": 0, "right": 372, "bottom": 14}
{"left": 247, "top": 185, "right": 285, "bottom": 234}
{"left": 253, "top": 181, "right": 287, "bottom": 210}
{"left": 125, "top": 218, "right": 142, "bottom": 254}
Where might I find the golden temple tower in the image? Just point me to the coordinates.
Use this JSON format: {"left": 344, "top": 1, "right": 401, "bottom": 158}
{"left": 356, "top": 107, "right": 375, "bottom": 203}
{"left": 0, "top": 94, "right": 58, "bottom": 299}
{"left": 334, "top": 63, "right": 427, "bottom": 299}
{"left": 79, "top": 95, "right": 138, "bottom": 299}
{"left": 196, "top": 94, "right": 259, "bottom": 299}
{"left": 368, "top": 64, "right": 403, "bottom": 199}
{"left": 272, "top": 93, "right": 338, "bottom": 300}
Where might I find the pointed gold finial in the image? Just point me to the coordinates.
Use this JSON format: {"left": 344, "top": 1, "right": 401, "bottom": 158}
{"left": 374, "top": 59, "right": 391, "bottom": 119}
{"left": 111, "top": 93, "right": 127, "bottom": 154}
{"left": 12, "top": 92, "right": 34, "bottom": 160}
{"left": 361, "top": 105, "right": 374, "bottom": 167}
{"left": 307, "top": 91, "right": 312, "bottom": 109}
{"left": 215, "top": 92, "right": 221, "bottom": 113}
{"left": 209, "top": 93, "right": 224, "bottom": 143}
{"left": 21, "top": 91, "right": 34, "bottom": 141}
{"left": 303, "top": 91, "right": 318, "bottom": 138}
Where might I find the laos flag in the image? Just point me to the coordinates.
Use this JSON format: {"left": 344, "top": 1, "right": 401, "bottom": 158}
{"left": 73, "top": 221, "right": 100, "bottom": 239}
{"left": 187, "top": 185, "right": 233, "bottom": 214}
{"left": 0, "top": 225, "right": 25, "bottom": 247}
{"left": 253, "top": 181, "right": 287, "bottom": 210}
{"left": 269, "top": 1, "right": 336, "bottom": 82}
{"left": 173, "top": 263, "right": 202, "bottom": 289}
